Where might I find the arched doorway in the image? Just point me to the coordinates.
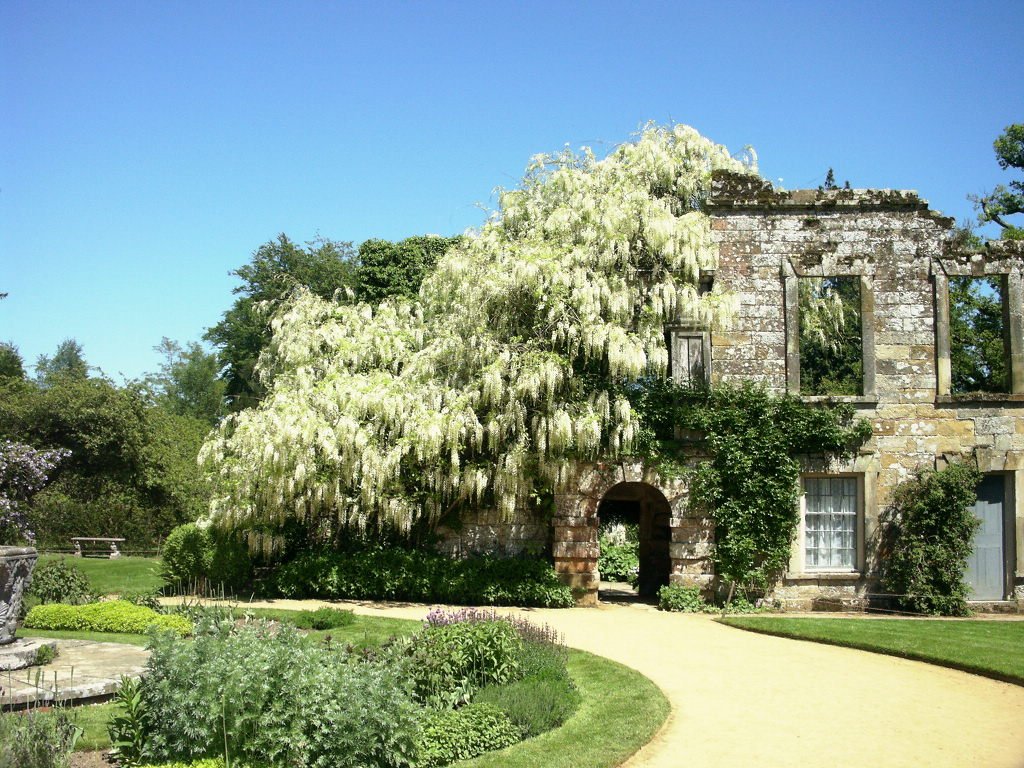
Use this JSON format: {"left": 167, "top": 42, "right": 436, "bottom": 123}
{"left": 597, "top": 482, "right": 672, "bottom": 597}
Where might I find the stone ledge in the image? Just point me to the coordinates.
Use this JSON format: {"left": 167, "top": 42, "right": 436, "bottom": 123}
{"left": 937, "top": 393, "right": 1024, "bottom": 405}
{"left": 783, "top": 571, "right": 862, "bottom": 582}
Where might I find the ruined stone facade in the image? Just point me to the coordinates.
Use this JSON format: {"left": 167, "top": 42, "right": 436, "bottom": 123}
{"left": 445, "top": 170, "right": 1024, "bottom": 610}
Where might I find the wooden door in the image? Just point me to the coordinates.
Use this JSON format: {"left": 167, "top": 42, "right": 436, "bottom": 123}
{"left": 965, "top": 474, "right": 1005, "bottom": 600}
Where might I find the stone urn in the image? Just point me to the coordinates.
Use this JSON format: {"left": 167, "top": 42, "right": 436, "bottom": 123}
{"left": 0, "top": 546, "right": 37, "bottom": 645}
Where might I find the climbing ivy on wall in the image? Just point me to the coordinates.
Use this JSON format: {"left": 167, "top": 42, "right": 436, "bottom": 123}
{"left": 626, "top": 380, "right": 872, "bottom": 596}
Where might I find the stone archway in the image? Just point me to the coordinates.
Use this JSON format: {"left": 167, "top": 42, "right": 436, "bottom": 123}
{"left": 552, "top": 460, "right": 716, "bottom": 605}
{"left": 598, "top": 482, "right": 671, "bottom": 597}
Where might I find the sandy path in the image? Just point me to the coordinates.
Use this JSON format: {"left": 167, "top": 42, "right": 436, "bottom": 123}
{"left": 214, "top": 598, "right": 1024, "bottom": 768}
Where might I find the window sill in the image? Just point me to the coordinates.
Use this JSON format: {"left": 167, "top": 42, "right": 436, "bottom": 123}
{"left": 936, "top": 393, "right": 1024, "bottom": 405}
{"left": 784, "top": 571, "right": 862, "bottom": 582}
{"left": 799, "top": 395, "right": 880, "bottom": 407}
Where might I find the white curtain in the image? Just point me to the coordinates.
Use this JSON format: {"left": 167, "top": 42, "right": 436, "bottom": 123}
{"left": 804, "top": 477, "right": 856, "bottom": 569}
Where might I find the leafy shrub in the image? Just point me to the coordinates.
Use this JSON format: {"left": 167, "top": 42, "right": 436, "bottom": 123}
{"left": 29, "top": 558, "right": 93, "bottom": 605}
{"left": 0, "top": 709, "right": 81, "bottom": 768}
{"left": 881, "top": 462, "right": 983, "bottom": 616}
{"left": 658, "top": 584, "right": 711, "bottom": 612}
{"left": 271, "top": 546, "right": 572, "bottom": 608}
{"left": 404, "top": 620, "right": 524, "bottom": 708}
{"left": 34, "top": 643, "right": 57, "bottom": 665}
{"left": 598, "top": 541, "right": 639, "bottom": 584}
{"left": 161, "top": 524, "right": 252, "bottom": 593}
{"left": 475, "top": 670, "right": 580, "bottom": 737}
{"left": 134, "top": 622, "right": 419, "bottom": 768}
{"left": 418, "top": 703, "right": 520, "bottom": 768}
{"left": 109, "top": 676, "right": 155, "bottom": 768}
{"left": 290, "top": 606, "right": 354, "bottom": 630}
{"left": 121, "top": 588, "right": 163, "bottom": 611}
{"left": 24, "top": 601, "right": 192, "bottom": 636}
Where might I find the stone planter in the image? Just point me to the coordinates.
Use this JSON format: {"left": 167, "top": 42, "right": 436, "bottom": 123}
{"left": 0, "top": 546, "right": 37, "bottom": 645}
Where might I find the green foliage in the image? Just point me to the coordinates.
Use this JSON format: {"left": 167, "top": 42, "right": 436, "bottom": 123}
{"left": 880, "top": 462, "right": 983, "bottom": 616}
{"left": 949, "top": 276, "right": 1009, "bottom": 393}
{"left": 29, "top": 559, "right": 93, "bottom": 605}
{"left": 973, "top": 123, "right": 1024, "bottom": 238}
{"left": 0, "top": 709, "right": 81, "bottom": 768}
{"left": 798, "top": 276, "right": 863, "bottom": 395}
{"left": 160, "top": 523, "right": 210, "bottom": 584}
{"left": 289, "top": 606, "right": 355, "bottom": 630}
{"left": 0, "top": 342, "right": 25, "bottom": 381}
{"left": 134, "top": 622, "right": 420, "bottom": 768}
{"left": 597, "top": 541, "right": 639, "bottom": 584}
{"left": 357, "top": 235, "right": 462, "bottom": 305}
{"left": 418, "top": 704, "right": 520, "bottom": 768}
{"left": 35, "top": 338, "right": 89, "bottom": 386}
{"left": 34, "top": 643, "right": 57, "bottom": 665}
{"left": 628, "top": 381, "right": 871, "bottom": 595}
{"left": 204, "top": 234, "right": 359, "bottom": 411}
{"left": 147, "top": 338, "right": 226, "bottom": 425}
{"left": 0, "top": 376, "right": 208, "bottom": 548}
{"left": 657, "top": 584, "right": 710, "bottom": 612}
{"left": 160, "top": 523, "right": 252, "bottom": 593}
{"left": 24, "top": 601, "right": 193, "bottom": 636}
{"left": 271, "top": 546, "right": 573, "bottom": 607}
{"left": 404, "top": 620, "right": 524, "bottom": 709}
{"left": 109, "top": 676, "right": 156, "bottom": 768}
{"left": 475, "top": 671, "right": 580, "bottom": 738}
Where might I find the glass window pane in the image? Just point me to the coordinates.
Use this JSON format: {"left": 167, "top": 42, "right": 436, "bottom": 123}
{"left": 804, "top": 477, "right": 857, "bottom": 571}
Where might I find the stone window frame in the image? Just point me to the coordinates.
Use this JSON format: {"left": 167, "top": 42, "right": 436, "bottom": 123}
{"left": 932, "top": 259, "right": 1024, "bottom": 399}
{"left": 782, "top": 259, "right": 877, "bottom": 402}
{"left": 788, "top": 472, "right": 868, "bottom": 578}
{"left": 666, "top": 322, "right": 712, "bottom": 387}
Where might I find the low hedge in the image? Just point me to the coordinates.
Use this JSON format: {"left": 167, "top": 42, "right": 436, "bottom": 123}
{"left": 271, "top": 547, "right": 573, "bottom": 608}
{"left": 24, "top": 601, "right": 193, "bottom": 636}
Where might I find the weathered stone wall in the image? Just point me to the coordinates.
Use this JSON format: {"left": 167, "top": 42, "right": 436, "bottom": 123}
{"left": 708, "top": 171, "right": 1024, "bottom": 610}
{"left": 435, "top": 507, "right": 549, "bottom": 559}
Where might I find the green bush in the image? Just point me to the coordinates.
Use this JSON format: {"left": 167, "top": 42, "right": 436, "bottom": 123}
{"left": 418, "top": 703, "right": 520, "bottom": 768}
{"left": 598, "top": 541, "right": 639, "bottom": 584}
{"left": 475, "top": 670, "right": 580, "bottom": 737}
{"left": 0, "top": 709, "right": 81, "bottom": 768}
{"left": 161, "top": 523, "right": 251, "bottom": 593}
{"left": 29, "top": 558, "right": 93, "bottom": 605}
{"left": 271, "top": 546, "right": 573, "bottom": 608}
{"left": 658, "top": 584, "right": 711, "bottom": 612}
{"left": 131, "top": 622, "right": 419, "bottom": 768}
{"left": 24, "top": 601, "right": 192, "bottom": 636}
{"left": 290, "top": 606, "right": 355, "bottom": 630}
{"left": 404, "top": 620, "right": 524, "bottom": 709}
{"left": 880, "top": 462, "right": 983, "bottom": 616}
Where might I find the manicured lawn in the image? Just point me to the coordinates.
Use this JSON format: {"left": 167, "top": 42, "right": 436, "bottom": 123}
{"left": 37, "top": 554, "right": 164, "bottom": 596}
{"left": 719, "top": 616, "right": 1024, "bottom": 686}
{"left": 463, "top": 649, "right": 669, "bottom": 768}
{"left": 17, "top": 628, "right": 151, "bottom": 646}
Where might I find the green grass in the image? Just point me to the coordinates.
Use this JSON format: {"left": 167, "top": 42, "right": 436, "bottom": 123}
{"left": 24, "top": 609, "right": 669, "bottom": 765}
{"left": 36, "top": 554, "right": 164, "bottom": 596}
{"left": 461, "top": 650, "right": 669, "bottom": 768}
{"left": 719, "top": 616, "right": 1024, "bottom": 686}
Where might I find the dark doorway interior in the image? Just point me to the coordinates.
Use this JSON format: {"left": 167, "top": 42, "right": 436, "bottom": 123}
{"left": 597, "top": 482, "right": 672, "bottom": 598}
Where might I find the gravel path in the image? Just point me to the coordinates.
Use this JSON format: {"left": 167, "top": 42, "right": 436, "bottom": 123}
{"left": 214, "top": 598, "right": 1024, "bottom": 767}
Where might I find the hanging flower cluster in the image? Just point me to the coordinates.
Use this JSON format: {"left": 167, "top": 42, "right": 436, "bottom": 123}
{"left": 201, "top": 124, "right": 756, "bottom": 543}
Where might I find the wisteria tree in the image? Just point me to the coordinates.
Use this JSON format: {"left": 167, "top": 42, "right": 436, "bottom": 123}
{"left": 201, "top": 125, "right": 756, "bottom": 550}
{"left": 0, "top": 440, "right": 69, "bottom": 545}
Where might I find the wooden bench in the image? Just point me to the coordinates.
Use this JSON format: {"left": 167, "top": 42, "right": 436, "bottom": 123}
{"left": 72, "top": 537, "right": 125, "bottom": 559}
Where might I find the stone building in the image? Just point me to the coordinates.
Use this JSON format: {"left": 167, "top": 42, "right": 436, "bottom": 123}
{"left": 441, "top": 170, "right": 1024, "bottom": 610}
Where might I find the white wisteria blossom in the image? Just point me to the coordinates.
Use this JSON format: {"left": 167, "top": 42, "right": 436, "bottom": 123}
{"left": 200, "top": 124, "right": 756, "bottom": 547}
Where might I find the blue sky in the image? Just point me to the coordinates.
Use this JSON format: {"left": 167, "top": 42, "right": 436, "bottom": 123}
{"left": 2, "top": 1, "right": 1022, "bottom": 381}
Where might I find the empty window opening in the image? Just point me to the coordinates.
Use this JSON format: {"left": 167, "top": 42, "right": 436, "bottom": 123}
{"left": 949, "top": 276, "right": 1010, "bottom": 394}
{"left": 799, "top": 276, "right": 863, "bottom": 396}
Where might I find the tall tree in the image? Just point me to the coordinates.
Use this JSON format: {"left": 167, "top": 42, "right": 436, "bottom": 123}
{"left": 148, "top": 338, "right": 226, "bottom": 425}
{"left": 0, "top": 343, "right": 25, "bottom": 381}
{"left": 35, "top": 338, "right": 90, "bottom": 385}
{"left": 204, "top": 235, "right": 358, "bottom": 411}
{"left": 973, "top": 123, "right": 1023, "bottom": 239}
{"left": 356, "top": 235, "right": 461, "bottom": 305}
{"left": 949, "top": 276, "right": 1008, "bottom": 393}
